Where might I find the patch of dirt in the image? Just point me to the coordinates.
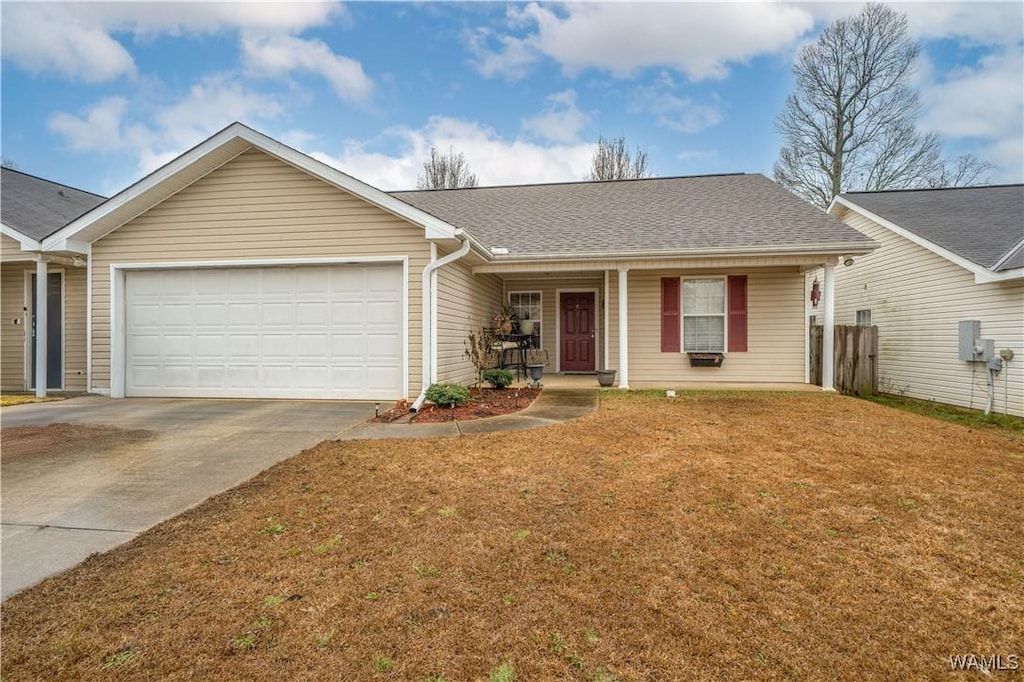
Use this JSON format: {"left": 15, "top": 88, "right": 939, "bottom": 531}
{"left": 1, "top": 423, "right": 155, "bottom": 461}
{"left": 2, "top": 393, "right": 1022, "bottom": 681}
{"left": 374, "top": 387, "right": 541, "bottom": 423}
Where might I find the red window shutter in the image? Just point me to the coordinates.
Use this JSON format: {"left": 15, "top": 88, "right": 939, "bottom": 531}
{"left": 728, "top": 275, "right": 748, "bottom": 352}
{"left": 661, "top": 277, "right": 680, "bottom": 353}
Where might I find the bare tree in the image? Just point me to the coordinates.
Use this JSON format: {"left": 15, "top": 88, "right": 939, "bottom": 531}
{"left": 585, "top": 135, "right": 652, "bottom": 181}
{"left": 925, "top": 153, "right": 993, "bottom": 188}
{"left": 773, "top": 4, "right": 988, "bottom": 208}
{"left": 416, "top": 146, "right": 478, "bottom": 190}
{"left": 1, "top": 157, "right": 19, "bottom": 170}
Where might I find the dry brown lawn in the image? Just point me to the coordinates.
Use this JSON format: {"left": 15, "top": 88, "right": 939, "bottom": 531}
{"left": 2, "top": 392, "right": 1022, "bottom": 681}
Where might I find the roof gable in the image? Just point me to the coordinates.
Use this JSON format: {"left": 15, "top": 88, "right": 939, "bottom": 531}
{"left": 42, "top": 122, "right": 458, "bottom": 253}
{"left": 394, "top": 174, "right": 876, "bottom": 259}
{"left": 1, "top": 168, "right": 105, "bottom": 242}
{"left": 832, "top": 185, "right": 1024, "bottom": 276}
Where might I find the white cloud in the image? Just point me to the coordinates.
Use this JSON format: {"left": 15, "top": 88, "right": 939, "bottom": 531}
{"left": 630, "top": 73, "right": 723, "bottom": 133}
{"left": 1, "top": 1, "right": 341, "bottom": 82}
{"left": 242, "top": 33, "right": 374, "bottom": 103}
{"left": 309, "top": 116, "right": 595, "bottom": 191}
{"left": 897, "top": 2, "right": 1023, "bottom": 47}
{"left": 921, "top": 45, "right": 1024, "bottom": 181}
{"left": 1, "top": 3, "right": 136, "bottom": 82}
{"left": 521, "top": 90, "right": 589, "bottom": 143}
{"left": 469, "top": 2, "right": 814, "bottom": 81}
{"left": 48, "top": 75, "right": 284, "bottom": 177}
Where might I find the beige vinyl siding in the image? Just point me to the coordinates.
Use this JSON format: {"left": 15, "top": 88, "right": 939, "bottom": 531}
{"left": 435, "top": 255, "right": 502, "bottom": 385}
{"left": 828, "top": 210, "right": 1023, "bottom": 416}
{"left": 0, "top": 262, "right": 87, "bottom": 391}
{"left": 1, "top": 261, "right": 28, "bottom": 390}
{"left": 1, "top": 233, "right": 26, "bottom": 259}
{"left": 63, "top": 265, "right": 87, "bottom": 391}
{"left": 89, "top": 148, "right": 431, "bottom": 397}
{"left": 608, "top": 268, "right": 806, "bottom": 383}
{"left": 503, "top": 277, "right": 605, "bottom": 372}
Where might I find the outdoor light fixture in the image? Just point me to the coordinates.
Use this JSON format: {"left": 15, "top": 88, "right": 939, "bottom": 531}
{"left": 843, "top": 256, "right": 855, "bottom": 267}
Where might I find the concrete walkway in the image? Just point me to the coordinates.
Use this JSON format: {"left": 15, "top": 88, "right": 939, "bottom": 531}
{"left": 338, "top": 389, "right": 600, "bottom": 440}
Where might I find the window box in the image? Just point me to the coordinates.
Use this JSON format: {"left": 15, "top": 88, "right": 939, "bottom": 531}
{"left": 687, "top": 352, "right": 725, "bottom": 368}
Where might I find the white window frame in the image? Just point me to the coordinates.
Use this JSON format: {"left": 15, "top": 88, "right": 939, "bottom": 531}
{"left": 508, "top": 290, "right": 542, "bottom": 346}
{"left": 681, "top": 276, "right": 728, "bottom": 354}
{"left": 855, "top": 308, "right": 872, "bottom": 327}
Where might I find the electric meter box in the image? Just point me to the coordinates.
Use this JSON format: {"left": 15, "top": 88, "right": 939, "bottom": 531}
{"left": 958, "top": 320, "right": 981, "bottom": 361}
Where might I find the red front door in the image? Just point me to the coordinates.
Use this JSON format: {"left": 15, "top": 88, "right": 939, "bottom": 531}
{"left": 560, "top": 292, "right": 595, "bottom": 372}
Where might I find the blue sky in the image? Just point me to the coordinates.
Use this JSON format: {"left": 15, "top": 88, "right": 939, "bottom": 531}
{"left": 2, "top": 1, "right": 1022, "bottom": 197}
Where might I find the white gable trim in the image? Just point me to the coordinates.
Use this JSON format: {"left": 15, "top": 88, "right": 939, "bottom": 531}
{"left": 828, "top": 195, "right": 1023, "bottom": 284}
{"left": 42, "top": 123, "right": 458, "bottom": 251}
{"left": 1, "top": 223, "right": 40, "bottom": 251}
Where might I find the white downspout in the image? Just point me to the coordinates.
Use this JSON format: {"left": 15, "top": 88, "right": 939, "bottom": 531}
{"left": 411, "top": 231, "right": 471, "bottom": 412}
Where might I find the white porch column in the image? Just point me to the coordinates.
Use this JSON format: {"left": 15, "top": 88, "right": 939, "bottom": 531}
{"left": 617, "top": 266, "right": 629, "bottom": 389}
{"left": 34, "top": 259, "right": 48, "bottom": 397}
{"left": 822, "top": 261, "right": 836, "bottom": 392}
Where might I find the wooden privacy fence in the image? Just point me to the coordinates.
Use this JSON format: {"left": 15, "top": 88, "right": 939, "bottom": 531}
{"left": 809, "top": 325, "right": 878, "bottom": 396}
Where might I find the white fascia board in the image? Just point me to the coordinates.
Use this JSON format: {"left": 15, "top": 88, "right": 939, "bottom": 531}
{"left": 45, "top": 238, "right": 90, "bottom": 255}
{"left": 830, "top": 195, "right": 1012, "bottom": 283}
{"left": 1, "top": 223, "right": 40, "bottom": 251}
{"left": 974, "top": 267, "right": 1023, "bottom": 283}
{"left": 44, "top": 123, "right": 457, "bottom": 250}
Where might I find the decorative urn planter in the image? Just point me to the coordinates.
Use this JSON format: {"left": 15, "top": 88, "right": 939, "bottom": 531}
{"left": 596, "top": 369, "right": 617, "bottom": 387}
{"left": 526, "top": 364, "right": 545, "bottom": 388}
{"left": 519, "top": 319, "right": 536, "bottom": 335}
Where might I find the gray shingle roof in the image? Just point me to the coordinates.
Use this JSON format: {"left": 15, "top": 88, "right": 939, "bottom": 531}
{"left": 840, "top": 184, "right": 1024, "bottom": 273}
{"left": 393, "top": 173, "right": 874, "bottom": 258}
{"left": 1, "top": 168, "right": 106, "bottom": 241}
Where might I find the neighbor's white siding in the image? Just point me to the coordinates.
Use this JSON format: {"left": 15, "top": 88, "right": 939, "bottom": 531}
{"left": 822, "top": 209, "right": 1023, "bottom": 416}
{"left": 609, "top": 268, "right": 806, "bottom": 383}
{"left": 89, "top": 148, "right": 432, "bottom": 397}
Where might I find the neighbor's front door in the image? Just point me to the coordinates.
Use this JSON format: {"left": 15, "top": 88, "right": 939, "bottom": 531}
{"left": 29, "top": 272, "right": 63, "bottom": 390}
{"left": 560, "top": 291, "right": 595, "bottom": 372}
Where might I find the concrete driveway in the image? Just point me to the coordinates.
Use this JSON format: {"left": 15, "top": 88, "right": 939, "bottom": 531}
{"left": 1, "top": 396, "right": 374, "bottom": 600}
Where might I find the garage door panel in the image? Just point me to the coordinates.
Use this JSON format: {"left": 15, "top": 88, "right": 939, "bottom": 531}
{"left": 261, "top": 303, "right": 294, "bottom": 327}
{"left": 228, "top": 303, "right": 260, "bottom": 326}
{"left": 227, "top": 269, "right": 261, "bottom": 294}
{"left": 126, "top": 264, "right": 403, "bottom": 399}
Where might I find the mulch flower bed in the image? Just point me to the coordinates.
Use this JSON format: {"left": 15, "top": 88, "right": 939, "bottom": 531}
{"left": 374, "top": 387, "right": 541, "bottom": 423}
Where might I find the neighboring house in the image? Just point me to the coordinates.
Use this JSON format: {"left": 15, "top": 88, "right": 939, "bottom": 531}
{"left": 813, "top": 185, "right": 1023, "bottom": 416}
{"left": 0, "top": 168, "right": 106, "bottom": 394}
{"left": 23, "top": 123, "right": 875, "bottom": 402}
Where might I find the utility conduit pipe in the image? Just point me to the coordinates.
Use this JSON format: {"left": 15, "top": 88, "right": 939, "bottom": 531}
{"left": 411, "top": 231, "right": 471, "bottom": 412}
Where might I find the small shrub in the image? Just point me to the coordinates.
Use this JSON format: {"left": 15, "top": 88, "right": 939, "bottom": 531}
{"left": 425, "top": 383, "right": 470, "bottom": 407}
{"left": 483, "top": 368, "right": 514, "bottom": 389}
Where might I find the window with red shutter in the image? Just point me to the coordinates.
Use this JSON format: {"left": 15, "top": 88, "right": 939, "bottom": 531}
{"left": 661, "top": 277, "right": 680, "bottom": 352}
{"left": 727, "top": 275, "right": 748, "bottom": 352}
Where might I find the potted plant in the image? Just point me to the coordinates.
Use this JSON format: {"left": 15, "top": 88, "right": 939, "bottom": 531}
{"left": 596, "top": 369, "right": 616, "bottom": 387}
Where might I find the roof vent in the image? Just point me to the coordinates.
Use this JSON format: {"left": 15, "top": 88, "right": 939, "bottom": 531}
{"left": 489, "top": 247, "right": 510, "bottom": 255}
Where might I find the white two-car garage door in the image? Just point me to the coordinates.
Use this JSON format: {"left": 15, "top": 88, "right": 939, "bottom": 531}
{"left": 125, "top": 264, "right": 403, "bottom": 399}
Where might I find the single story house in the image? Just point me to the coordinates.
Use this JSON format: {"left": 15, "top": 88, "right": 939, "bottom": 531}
{"left": 13, "top": 123, "right": 877, "bottom": 402}
{"left": 813, "top": 185, "right": 1023, "bottom": 416}
{"left": 1, "top": 168, "right": 105, "bottom": 393}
